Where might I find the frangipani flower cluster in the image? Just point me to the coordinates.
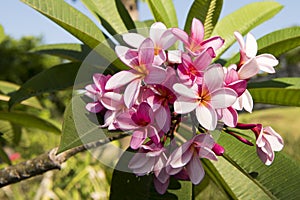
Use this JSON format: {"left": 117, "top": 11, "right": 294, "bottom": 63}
{"left": 85, "top": 18, "right": 283, "bottom": 194}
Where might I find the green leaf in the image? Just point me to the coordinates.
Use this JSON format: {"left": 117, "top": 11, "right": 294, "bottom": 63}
{"left": 8, "top": 62, "right": 82, "bottom": 108}
{"left": 0, "top": 111, "right": 60, "bottom": 134}
{"left": 21, "top": 0, "right": 106, "bottom": 48}
{"left": 248, "top": 78, "right": 300, "bottom": 106}
{"left": 0, "top": 25, "right": 5, "bottom": 44}
{"left": 81, "top": 0, "right": 128, "bottom": 35}
{"left": 31, "top": 43, "right": 92, "bottom": 62}
{"left": 212, "top": 1, "right": 283, "bottom": 58}
{"left": 0, "top": 81, "right": 42, "bottom": 109}
{"left": 110, "top": 148, "right": 193, "bottom": 200}
{"left": 214, "top": 132, "right": 300, "bottom": 199}
{"left": 146, "top": 0, "right": 178, "bottom": 28}
{"left": 226, "top": 26, "right": 300, "bottom": 66}
{"left": 0, "top": 147, "right": 11, "bottom": 165}
{"left": 57, "top": 95, "right": 123, "bottom": 153}
{"left": 184, "top": 0, "right": 223, "bottom": 39}
{"left": 115, "top": 0, "right": 136, "bottom": 31}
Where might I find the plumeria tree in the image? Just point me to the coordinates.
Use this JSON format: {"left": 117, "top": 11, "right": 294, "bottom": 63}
{"left": 1, "top": 0, "right": 300, "bottom": 199}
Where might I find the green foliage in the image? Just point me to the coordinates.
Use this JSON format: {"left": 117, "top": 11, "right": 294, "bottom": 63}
{"left": 58, "top": 95, "right": 123, "bottom": 153}
{"left": 212, "top": 1, "right": 283, "bottom": 59}
{"left": 248, "top": 78, "right": 300, "bottom": 106}
{"left": 21, "top": 0, "right": 106, "bottom": 48}
{"left": 8, "top": 62, "right": 82, "bottom": 108}
{"left": 146, "top": 0, "right": 178, "bottom": 28}
{"left": 184, "top": 0, "right": 223, "bottom": 39}
{"left": 0, "top": 25, "right": 5, "bottom": 44}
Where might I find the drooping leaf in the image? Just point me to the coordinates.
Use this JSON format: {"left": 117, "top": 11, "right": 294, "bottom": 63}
{"left": 110, "top": 148, "right": 193, "bottom": 200}
{"left": 8, "top": 62, "right": 82, "bottom": 108}
{"left": 0, "top": 111, "right": 60, "bottom": 134}
{"left": 184, "top": 0, "right": 223, "bottom": 39}
{"left": 31, "top": 43, "right": 92, "bottom": 62}
{"left": 57, "top": 95, "right": 124, "bottom": 153}
{"left": 115, "top": 0, "right": 136, "bottom": 31}
{"left": 226, "top": 26, "right": 300, "bottom": 66}
{"left": 248, "top": 78, "right": 300, "bottom": 106}
{"left": 81, "top": 0, "right": 128, "bottom": 35}
{"left": 21, "top": 0, "right": 106, "bottom": 48}
{"left": 214, "top": 132, "right": 300, "bottom": 199}
{"left": 212, "top": 1, "right": 283, "bottom": 59}
{"left": 146, "top": 0, "right": 178, "bottom": 28}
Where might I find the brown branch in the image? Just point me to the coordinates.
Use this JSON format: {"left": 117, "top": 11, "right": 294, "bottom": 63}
{"left": 0, "top": 134, "right": 129, "bottom": 188}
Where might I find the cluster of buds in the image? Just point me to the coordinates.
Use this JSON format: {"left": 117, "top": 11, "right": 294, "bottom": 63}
{"left": 85, "top": 18, "right": 283, "bottom": 194}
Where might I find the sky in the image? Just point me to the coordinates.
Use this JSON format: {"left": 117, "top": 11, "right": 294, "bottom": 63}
{"left": 0, "top": 0, "right": 299, "bottom": 46}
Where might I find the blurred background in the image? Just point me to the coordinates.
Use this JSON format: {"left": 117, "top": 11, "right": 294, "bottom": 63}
{"left": 0, "top": 0, "right": 299, "bottom": 199}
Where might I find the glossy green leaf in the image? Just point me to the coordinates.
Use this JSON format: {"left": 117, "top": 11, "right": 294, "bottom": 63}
{"left": 21, "top": 0, "right": 106, "bottom": 48}
{"left": 110, "top": 148, "right": 193, "bottom": 200}
{"left": 146, "top": 0, "right": 178, "bottom": 28}
{"left": 115, "top": 0, "right": 136, "bottom": 31}
{"left": 81, "top": 0, "right": 128, "bottom": 35}
{"left": 212, "top": 2, "right": 283, "bottom": 58}
{"left": 226, "top": 26, "right": 300, "bottom": 66}
{"left": 8, "top": 62, "right": 82, "bottom": 108}
{"left": 248, "top": 78, "right": 300, "bottom": 106}
{"left": 57, "top": 95, "right": 123, "bottom": 153}
{"left": 0, "top": 111, "right": 60, "bottom": 134}
{"left": 184, "top": 0, "right": 223, "bottom": 39}
{"left": 31, "top": 43, "right": 91, "bottom": 62}
{"left": 214, "top": 132, "right": 300, "bottom": 199}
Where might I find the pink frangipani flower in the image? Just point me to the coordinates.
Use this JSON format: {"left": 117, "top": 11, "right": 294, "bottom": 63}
{"left": 122, "top": 22, "right": 177, "bottom": 65}
{"left": 166, "top": 134, "right": 217, "bottom": 184}
{"left": 252, "top": 124, "right": 284, "bottom": 165}
{"left": 105, "top": 38, "right": 166, "bottom": 108}
{"left": 173, "top": 65, "right": 238, "bottom": 130}
{"left": 172, "top": 18, "right": 224, "bottom": 56}
{"left": 234, "top": 31, "right": 279, "bottom": 78}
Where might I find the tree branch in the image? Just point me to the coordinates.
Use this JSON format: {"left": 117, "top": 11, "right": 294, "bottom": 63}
{"left": 0, "top": 134, "right": 129, "bottom": 187}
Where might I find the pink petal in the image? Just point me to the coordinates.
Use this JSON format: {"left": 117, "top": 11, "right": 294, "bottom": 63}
{"left": 186, "top": 155, "right": 204, "bottom": 184}
{"left": 114, "top": 111, "right": 137, "bottom": 130}
{"left": 227, "top": 80, "right": 247, "bottom": 96}
{"left": 173, "top": 83, "right": 198, "bottom": 99}
{"left": 101, "top": 92, "right": 123, "bottom": 111}
{"left": 85, "top": 84, "right": 99, "bottom": 95}
{"left": 128, "top": 153, "right": 150, "bottom": 169}
{"left": 144, "top": 65, "right": 166, "bottom": 84}
{"left": 263, "top": 126, "right": 284, "bottom": 151}
{"left": 153, "top": 177, "right": 169, "bottom": 194}
{"left": 105, "top": 70, "right": 138, "bottom": 90}
{"left": 201, "top": 36, "right": 224, "bottom": 52}
{"left": 238, "top": 59, "right": 260, "bottom": 79}
{"left": 160, "top": 29, "right": 177, "bottom": 49}
{"left": 85, "top": 102, "right": 103, "bottom": 113}
{"left": 221, "top": 107, "right": 238, "bottom": 127}
{"left": 193, "top": 47, "right": 214, "bottom": 71}
{"left": 169, "top": 141, "right": 193, "bottom": 168}
{"left": 198, "top": 147, "right": 218, "bottom": 161}
{"left": 241, "top": 89, "right": 253, "bottom": 113}
{"left": 234, "top": 31, "right": 245, "bottom": 51}
{"left": 130, "top": 129, "right": 147, "bottom": 149}
{"left": 256, "top": 54, "right": 278, "bottom": 73}
{"left": 245, "top": 33, "right": 258, "bottom": 58}
{"left": 174, "top": 97, "right": 198, "bottom": 114}
{"left": 135, "top": 102, "right": 153, "bottom": 123}
{"left": 93, "top": 73, "right": 108, "bottom": 92}
{"left": 115, "top": 45, "right": 138, "bottom": 67}
{"left": 122, "top": 33, "right": 145, "bottom": 48}
{"left": 193, "top": 134, "right": 215, "bottom": 149}
{"left": 153, "top": 51, "right": 166, "bottom": 65}
{"left": 147, "top": 125, "right": 160, "bottom": 144}
{"left": 138, "top": 38, "right": 154, "bottom": 65}
{"left": 210, "top": 88, "right": 237, "bottom": 109}
{"left": 155, "top": 106, "right": 171, "bottom": 133}
{"left": 150, "top": 22, "right": 167, "bottom": 44}
{"left": 133, "top": 157, "right": 156, "bottom": 175}
{"left": 124, "top": 79, "right": 141, "bottom": 108}
{"left": 171, "top": 28, "right": 189, "bottom": 46}
{"left": 204, "top": 64, "right": 225, "bottom": 92}
{"left": 190, "top": 18, "right": 204, "bottom": 44}
{"left": 195, "top": 103, "right": 217, "bottom": 130}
